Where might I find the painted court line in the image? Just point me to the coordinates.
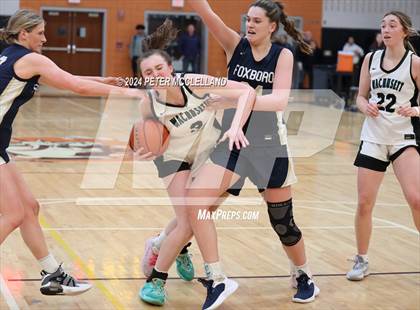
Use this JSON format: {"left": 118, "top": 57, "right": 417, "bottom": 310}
{"left": 37, "top": 197, "right": 408, "bottom": 207}
{"left": 39, "top": 216, "right": 125, "bottom": 310}
{"left": 40, "top": 225, "right": 397, "bottom": 231}
{"left": 8, "top": 270, "right": 420, "bottom": 282}
{"left": 334, "top": 204, "right": 419, "bottom": 236}
{"left": 0, "top": 273, "right": 20, "bottom": 310}
{"left": 61, "top": 97, "right": 102, "bottom": 115}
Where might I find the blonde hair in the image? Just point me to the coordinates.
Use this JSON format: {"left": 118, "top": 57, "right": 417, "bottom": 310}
{"left": 384, "top": 11, "right": 418, "bottom": 54}
{"left": 0, "top": 9, "right": 44, "bottom": 44}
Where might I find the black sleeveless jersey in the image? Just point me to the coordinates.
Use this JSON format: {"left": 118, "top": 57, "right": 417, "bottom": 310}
{"left": 223, "top": 38, "right": 283, "bottom": 145}
{"left": 0, "top": 44, "right": 40, "bottom": 152}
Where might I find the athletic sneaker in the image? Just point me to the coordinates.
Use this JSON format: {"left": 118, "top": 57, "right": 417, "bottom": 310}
{"left": 292, "top": 272, "right": 320, "bottom": 303}
{"left": 346, "top": 255, "right": 369, "bottom": 281}
{"left": 289, "top": 273, "right": 297, "bottom": 289}
{"left": 139, "top": 278, "right": 166, "bottom": 306}
{"left": 142, "top": 237, "right": 159, "bottom": 277}
{"left": 198, "top": 277, "right": 238, "bottom": 310}
{"left": 40, "top": 265, "right": 92, "bottom": 296}
{"left": 176, "top": 242, "right": 194, "bottom": 281}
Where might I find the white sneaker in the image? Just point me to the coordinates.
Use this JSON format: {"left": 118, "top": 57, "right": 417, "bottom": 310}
{"left": 141, "top": 237, "right": 159, "bottom": 277}
{"left": 346, "top": 255, "right": 369, "bottom": 281}
{"left": 40, "top": 265, "right": 92, "bottom": 295}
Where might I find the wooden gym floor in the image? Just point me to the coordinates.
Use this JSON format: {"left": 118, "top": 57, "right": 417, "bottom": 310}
{"left": 0, "top": 91, "right": 418, "bottom": 309}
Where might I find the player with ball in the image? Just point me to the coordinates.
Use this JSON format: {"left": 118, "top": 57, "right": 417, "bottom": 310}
{"left": 131, "top": 19, "right": 256, "bottom": 307}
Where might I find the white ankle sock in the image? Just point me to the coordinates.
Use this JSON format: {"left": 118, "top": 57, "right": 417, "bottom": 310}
{"left": 358, "top": 254, "right": 368, "bottom": 262}
{"left": 153, "top": 231, "right": 167, "bottom": 250}
{"left": 289, "top": 259, "right": 296, "bottom": 275}
{"left": 38, "top": 253, "right": 59, "bottom": 273}
{"left": 295, "top": 262, "right": 312, "bottom": 278}
{"left": 204, "top": 262, "right": 225, "bottom": 282}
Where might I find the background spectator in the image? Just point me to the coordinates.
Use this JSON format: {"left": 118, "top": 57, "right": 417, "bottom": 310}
{"left": 129, "top": 24, "right": 145, "bottom": 77}
{"left": 369, "top": 32, "right": 384, "bottom": 52}
{"left": 178, "top": 23, "right": 201, "bottom": 73}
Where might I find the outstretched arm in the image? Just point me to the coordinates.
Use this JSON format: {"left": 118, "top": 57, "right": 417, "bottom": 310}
{"left": 186, "top": 0, "right": 241, "bottom": 62}
{"left": 15, "top": 53, "right": 139, "bottom": 97}
{"left": 76, "top": 76, "right": 125, "bottom": 87}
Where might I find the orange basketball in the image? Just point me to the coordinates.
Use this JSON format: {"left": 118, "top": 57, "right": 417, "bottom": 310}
{"left": 129, "top": 119, "right": 170, "bottom": 156}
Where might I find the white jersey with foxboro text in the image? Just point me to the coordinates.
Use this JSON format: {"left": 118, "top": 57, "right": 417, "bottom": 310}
{"left": 361, "top": 49, "right": 419, "bottom": 144}
{"left": 148, "top": 83, "right": 221, "bottom": 172}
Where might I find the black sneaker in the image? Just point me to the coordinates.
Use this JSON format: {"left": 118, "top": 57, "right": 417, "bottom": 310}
{"left": 40, "top": 265, "right": 92, "bottom": 296}
{"left": 292, "top": 272, "right": 320, "bottom": 303}
{"left": 198, "top": 277, "right": 238, "bottom": 310}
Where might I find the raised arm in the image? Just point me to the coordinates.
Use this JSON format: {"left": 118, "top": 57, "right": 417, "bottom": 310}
{"left": 186, "top": 0, "right": 241, "bottom": 61}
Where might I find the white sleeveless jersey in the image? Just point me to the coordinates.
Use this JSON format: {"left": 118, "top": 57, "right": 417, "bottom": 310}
{"left": 148, "top": 84, "right": 221, "bottom": 171}
{"left": 361, "top": 49, "right": 419, "bottom": 144}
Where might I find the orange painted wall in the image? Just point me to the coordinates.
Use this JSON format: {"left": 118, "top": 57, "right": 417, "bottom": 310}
{"left": 20, "top": 0, "right": 322, "bottom": 78}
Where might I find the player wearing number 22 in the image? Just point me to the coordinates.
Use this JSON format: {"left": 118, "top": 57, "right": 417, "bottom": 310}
{"left": 348, "top": 11, "right": 420, "bottom": 281}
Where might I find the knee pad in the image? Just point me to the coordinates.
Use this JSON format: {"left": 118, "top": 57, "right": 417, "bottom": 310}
{"left": 267, "top": 199, "right": 302, "bottom": 246}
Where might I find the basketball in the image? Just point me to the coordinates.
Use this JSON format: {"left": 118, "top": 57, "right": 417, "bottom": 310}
{"left": 129, "top": 119, "right": 170, "bottom": 156}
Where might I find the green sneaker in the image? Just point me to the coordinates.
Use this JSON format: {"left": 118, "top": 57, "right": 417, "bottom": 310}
{"left": 176, "top": 252, "right": 194, "bottom": 281}
{"left": 139, "top": 278, "right": 166, "bottom": 306}
{"left": 176, "top": 242, "right": 194, "bottom": 281}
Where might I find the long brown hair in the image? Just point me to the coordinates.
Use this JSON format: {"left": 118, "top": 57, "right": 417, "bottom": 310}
{"left": 139, "top": 19, "right": 179, "bottom": 69}
{"left": 250, "top": 0, "right": 312, "bottom": 55}
{"left": 383, "top": 11, "right": 418, "bottom": 55}
{"left": 0, "top": 9, "right": 44, "bottom": 44}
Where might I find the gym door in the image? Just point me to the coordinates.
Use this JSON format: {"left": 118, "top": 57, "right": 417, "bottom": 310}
{"left": 42, "top": 10, "right": 103, "bottom": 76}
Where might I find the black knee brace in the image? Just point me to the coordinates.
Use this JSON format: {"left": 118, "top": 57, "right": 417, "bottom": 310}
{"left": 267, "top": 198, "right": 302, "bottom": 246}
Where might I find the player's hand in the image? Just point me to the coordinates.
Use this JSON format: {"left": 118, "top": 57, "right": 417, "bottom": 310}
{"left": 206, "top": 94, "right": 236, "bottom": 110}
{"left": 397, "top": 106, "right": 420, "bottom": 117}
{"left": 219, "top": 127, "right": 249, "bottom": 150}
{"left": 364, "top": 101, "right": 380, "bottom": 117}
{"left": 103, "top": 76, "right": 126, "bottom": 87}
{"left": 133, "top": 148, "right": 156, "bottom": 161}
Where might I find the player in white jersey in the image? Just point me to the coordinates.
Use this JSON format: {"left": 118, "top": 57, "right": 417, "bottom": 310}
{"left": 348, "top": 11, "right": 420, "bottom": 281}
{"left": 0, "top": 9, "right": 141, "bottom": 296}
{"left": 136, "top": 20, "right": 255, "bottom": 306}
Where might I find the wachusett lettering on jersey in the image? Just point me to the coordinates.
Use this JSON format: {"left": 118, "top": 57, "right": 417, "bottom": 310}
{"left": 169, "top": 97, "right": 211, "bottom": 127}
{"left": 371, "top": 77, "right": 404, "bottom": 91}
{"left": 232, "top": 64, "right": 274, "bottom": 83}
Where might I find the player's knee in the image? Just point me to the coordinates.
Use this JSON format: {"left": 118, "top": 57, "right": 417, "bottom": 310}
{"left": 266, "top": 199, "right": 302, "bottom": 246}
{"left": 357, "top": 194, "right": 376, "bottom": 213}
{"left": 24, "top": 199, "right": 40, "bottom": 218}
{"left": 7, "top": 206, "right": 25, "bottom": 230}
{"left": 408, "top": 192, "right": 420, "bottom": 212}
{"left": 31, "top": 200, "right": 40, "bottom": 216}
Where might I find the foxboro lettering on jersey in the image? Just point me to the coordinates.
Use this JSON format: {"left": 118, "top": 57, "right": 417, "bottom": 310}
{"left": 371, "top": 78, "right": 404, "bottom": 91}
{"left": 232, "top": 64, "right": 274, "bottom": 83}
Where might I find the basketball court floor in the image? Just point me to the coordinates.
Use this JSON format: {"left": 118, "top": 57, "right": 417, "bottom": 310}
{"left": 0, "top": 91, "right": 419, "bottom": 309}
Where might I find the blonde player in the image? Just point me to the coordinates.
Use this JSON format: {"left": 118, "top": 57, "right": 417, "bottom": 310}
{"left": 0, "top": 9, "right": 140, "bottom": 295}
{"left": 348, "top": 11, "right": 419, "bottom": 280}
